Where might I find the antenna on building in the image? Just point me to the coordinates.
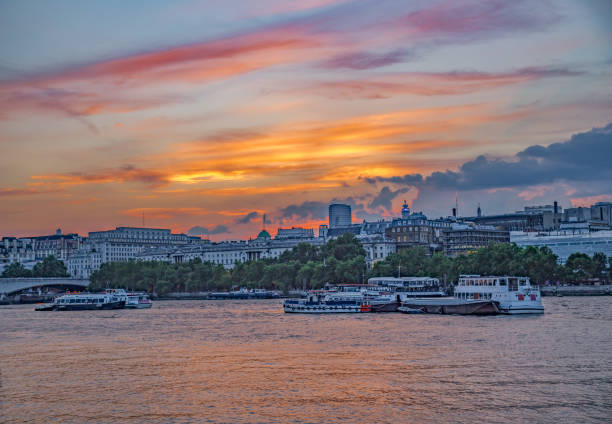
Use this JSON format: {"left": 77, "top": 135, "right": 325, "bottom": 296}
{"left": 262, "top": 213, "right": 266, "bottom": 230}
{"left": 142, "top": 211, "right": 145, "bottom": 228}
{"left": 455, "top": 195, "right": 459, "bottom": 218}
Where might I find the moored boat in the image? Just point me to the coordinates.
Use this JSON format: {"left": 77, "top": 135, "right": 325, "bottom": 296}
{"left": 325, "top": 283, "right": 399, "bottom": 312}
{"left": 368, "top": 276, "right": 446, "bottom": 299}
{"left": 283, "top": 290, "right": 371, "bottom": 313}
{"left": 208, "top": 287, "right": 280, "bottom": 299}
{"left": 35, "top": 289, "right": 127, "bottom": 311}
{"left": 125, "top": 292, "right": 152, "bottom": 309}
{"left": 454, "top": 275, "right": 544, "bottom": 314}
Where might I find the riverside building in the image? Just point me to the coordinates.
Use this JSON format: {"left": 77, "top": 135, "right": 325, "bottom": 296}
{"left": 67, "top": 227, "right": 200, "bottom": 278}
{"left": 0, "top": 230, "right": 83, "bottom": 273}
{"left": 511, "top": 230, "right": 612, "bottom": 264}
{"left": 137, "top": 229, "right": 325, "bottom": 270}
{"left": 443, "top": 223, "right": 510, "bottom": 257}
{"left": 386, "top": 212, "right": 451, "bottom": 254}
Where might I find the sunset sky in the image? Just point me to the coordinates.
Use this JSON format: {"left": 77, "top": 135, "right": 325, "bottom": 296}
{"left": 1, "top": 0, "right": 611, "bottom": 240}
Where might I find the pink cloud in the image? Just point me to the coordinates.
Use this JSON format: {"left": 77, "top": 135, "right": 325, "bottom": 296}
{"left": 309, "top": 68, "right": 582, "bottom": 99}
{"left": 571, "top": 194, "right": 612, "bottom": 207}
{"left": 395, "top": 0, "right": 558, "bottom": 41}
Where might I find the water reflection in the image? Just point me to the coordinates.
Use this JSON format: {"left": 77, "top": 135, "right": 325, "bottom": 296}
{"left": 1, "top": 298, "right": 610, "bottom": 423}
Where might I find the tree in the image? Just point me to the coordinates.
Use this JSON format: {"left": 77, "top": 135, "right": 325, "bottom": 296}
{"left": 32, "top": 255, "right": 69, "bottom": 277}
{"left": 563, "top": 253, "right": 593, "bottom": 283}
{"left": 322, "top": 233, "right": 366, "bottom": 261}
{"left": 280, "top": 243, "right": 320, "bottom": 264}
{"left": 1, "top": 262, "right": 32, "bottom": 277}
{"left": 592, "top": 252, "right": 607, "bottom": 280}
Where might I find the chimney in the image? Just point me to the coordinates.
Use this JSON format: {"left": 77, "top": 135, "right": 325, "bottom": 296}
{"left": 452, "top": 208, "right": 457, "bottom": 218}
{"left": 554, "top": 201, "right": 558, "bottom": 214}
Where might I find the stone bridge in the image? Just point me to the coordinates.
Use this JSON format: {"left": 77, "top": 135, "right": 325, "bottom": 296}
{"left": 0, "top": 278, "right": 89, "bottom": 295}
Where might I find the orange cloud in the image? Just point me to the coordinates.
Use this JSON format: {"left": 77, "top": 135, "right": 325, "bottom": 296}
{"left": 0, "top": 187, "right": 62, "bottom": 196}
{"left": 32, "top": 165, "right": 168, "bottom": 188}
{"left": 121, "top": 207, "right": 212, "bottom": 220}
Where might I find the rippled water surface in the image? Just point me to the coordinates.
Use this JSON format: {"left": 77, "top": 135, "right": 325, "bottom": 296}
{"left": 1, "top": 298, "right": 611, "bottom": 423}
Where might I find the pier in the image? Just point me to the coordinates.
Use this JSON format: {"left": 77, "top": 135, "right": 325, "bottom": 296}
{"left": 541, "top": 285, "right": 612, "bottom": 296}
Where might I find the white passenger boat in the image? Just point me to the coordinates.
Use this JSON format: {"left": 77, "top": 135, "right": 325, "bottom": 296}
{"left": 368, "top": 277, "right": 446, "bottom": 299}
{"left": 454, "top": 275, "right": 544, "bottom": 314}
{"left": 125, "top": 292, "right": 152, "bottom": 309}
{"left": 35, "top": 289, "right": 127, "bottom": 311}
{"left": 283, "top": 290, "right": 372, "bottom": 313}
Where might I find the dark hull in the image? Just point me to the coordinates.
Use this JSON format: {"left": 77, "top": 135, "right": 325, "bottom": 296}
{"left": 18, "top": 294, "right": 54, "bottom": 304}
{"left": 34, "top": 304, "right": 55, "bottom": 311}
{"left": 402, "top": 301, "right": 500, "bottom": 315}
{"left": 370, "top": 302, "right": 401, "bottom": 312}
{"left": 37, "top": 301, "right": 125, "bottom": 311}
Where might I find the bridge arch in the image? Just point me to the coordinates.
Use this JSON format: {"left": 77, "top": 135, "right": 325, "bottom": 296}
{"left": 0, "top": 278, "right": 89, "bottom": 295}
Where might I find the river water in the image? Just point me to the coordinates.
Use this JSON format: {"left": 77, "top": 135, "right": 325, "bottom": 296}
{"left": 1, "top": 297, "right": 611, "bottom": 423}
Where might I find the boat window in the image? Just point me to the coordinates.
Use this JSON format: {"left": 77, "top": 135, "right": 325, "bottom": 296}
{"left": 499, "top": 279, "right": 506, "bottom": 286}
{"left": 70, "top": 299, "right": 76, "bottom": 303}
{"left": 519, "top": 279, "right": 527, "bottom": 286}
{"left": 508, "top": 278, "right": 518, "bottom": 291}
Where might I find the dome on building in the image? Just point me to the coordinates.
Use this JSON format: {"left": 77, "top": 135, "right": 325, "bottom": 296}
{"left": 256, "top": 229, "right": 271, "bottom": 240}
{"left": 401, "top": 201, "right": 411, "bottom": 218}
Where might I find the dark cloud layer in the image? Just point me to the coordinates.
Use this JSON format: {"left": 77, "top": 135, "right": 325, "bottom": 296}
{"left": 320, "top": 49, "right": 412, "bottom": 70}
{"left": 279, "top": 201, "right": 328, "bottom": 220}
{"left": 369, "top": 186, "right": 409, "bottom": 211}
{"left": 188, "top": 225, "right": 230, "bottom": 236}
{"left": 370, "top": 123, "right": 612, "bottom": 191}
{"left": 235, "top": 211, "right": 260, "bottom": 224}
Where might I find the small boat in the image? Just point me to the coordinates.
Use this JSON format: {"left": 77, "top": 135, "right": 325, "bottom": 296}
{"left": 397, "top": 305, "right": 423, "bottom": 314}
{"left": 125, "top": 292, "right": 152, "bottom": 309}
{"left": 34, "top": 289, "right": 127, "bottom": 311}
{"left": 34, "top": 303, "right": 55, "bottom": 311}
